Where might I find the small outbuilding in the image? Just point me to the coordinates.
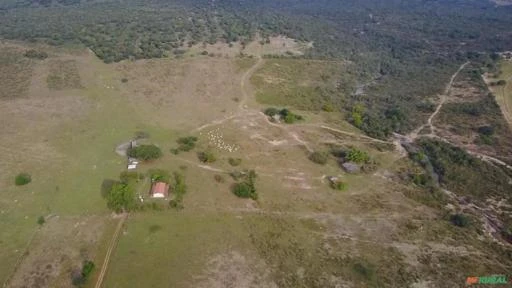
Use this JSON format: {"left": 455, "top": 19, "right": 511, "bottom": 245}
{"left": 150, "top": 182, "right": 169, "bottom": 198}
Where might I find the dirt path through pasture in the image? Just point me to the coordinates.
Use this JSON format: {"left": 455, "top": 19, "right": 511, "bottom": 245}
{"left": 94, "top": 213, "right": 127, "bottom": 288}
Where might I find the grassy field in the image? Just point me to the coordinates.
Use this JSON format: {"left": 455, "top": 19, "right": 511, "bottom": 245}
{"left": 251, "top": 59, "right": 354, "bottom": 111}
{"left": 1, "top": 41, "right": 511, "bottom": 288}
{"left": 488, "top": 60, "right": 512, "bottom": 128}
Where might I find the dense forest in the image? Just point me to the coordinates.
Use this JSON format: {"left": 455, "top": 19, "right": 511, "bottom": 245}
{"left": 1, "top": 0, "right": 511, "bottom": 137}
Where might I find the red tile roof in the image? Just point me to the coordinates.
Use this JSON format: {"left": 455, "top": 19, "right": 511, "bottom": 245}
{"left": 151, "top": 182, "right": 169, "bottom": 197}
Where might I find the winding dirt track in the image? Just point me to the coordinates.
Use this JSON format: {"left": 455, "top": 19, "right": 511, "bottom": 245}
{"left": 94, "top": 213, "right": 127, "bottom": 288}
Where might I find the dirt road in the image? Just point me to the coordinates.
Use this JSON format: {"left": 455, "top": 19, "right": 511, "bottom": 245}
{"left": 94, "top": 213, "right": 127, "bottom": 288}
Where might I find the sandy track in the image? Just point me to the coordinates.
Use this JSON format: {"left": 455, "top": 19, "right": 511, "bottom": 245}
{"left": 94, "top": 213, "right": 127, "bottom": 288}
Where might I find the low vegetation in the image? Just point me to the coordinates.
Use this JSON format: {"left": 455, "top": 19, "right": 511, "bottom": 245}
{"left": 228, "top": 157, "right": 242, "bottom": 166}
{"left": 14, "top": 172, "right": 31, "bottom": 186}
{"left": 308, "top": 151, "right": 329, "bottom": 165}
{"left": 23, "top": 49, "right": 47, "bottom": 60}
{"left": 264, "top": 107, "right": 304, "bottom": 124}
{"left": 450, "top": 214, "right": 472, "bottom": 228}
{"left": 330, "top": 180, "right": 348, "bottom": 191}
{"left": 169, "top": 172, "right": 187, "bottom": 210}
{"left": 171, "top": 136, "right": 198, "bottom": 154}
{"left": 197, "top": 150, "right": 216, "bottom": 163}
{"left": 127, "top": 144, "right": 162, "bottom": 161}
{"left": 72, "top": 260, "right": 95, "bottom": 287}
{"left": 231, "top": 170, "right": 258, "bottom": 200}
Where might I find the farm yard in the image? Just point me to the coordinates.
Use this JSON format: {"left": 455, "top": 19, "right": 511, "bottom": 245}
{"left": 1, "top": 38, "right": 511, "bottom": 288}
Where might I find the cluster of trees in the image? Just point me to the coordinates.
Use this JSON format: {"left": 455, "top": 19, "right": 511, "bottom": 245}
{"left": 264, "top": 107, "right": 303, "bottom": 124}
{"left": 197, "top": 150, "right": 216, "bottom": 163}
{"left": 231, "top": 170, "right": 258, "bottom": 200}
{"left": 169, "top": 172, "right": 187, "bottom": 209}
{"left": 1, "top": 0, "right": 511, "bottom": 137}
{"left": 170, "top": 136, "right": 198, "bottom": 155}
{"left": 127, "top": 144, "right": 162, "bottom": 161}
{"left": 72, "top": 260, "right": 95, "bottom": 287}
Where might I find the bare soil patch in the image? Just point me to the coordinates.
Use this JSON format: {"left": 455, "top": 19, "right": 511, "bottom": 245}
{"left": 7, "top": 216, "right": 107, "bottom": 288}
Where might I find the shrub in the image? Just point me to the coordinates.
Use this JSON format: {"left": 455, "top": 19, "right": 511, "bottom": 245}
{"left": 214, "top": 174, "right": 225, "bottom": 183}
{"left": 321, "top": 103, "right": 335, "bottom": 112}
{"left": 264, "top": 107, "right": 280, "bottom": 116}
{"left": 450, "top": 213, "right": 471, "bottom": 227}
{"left": 24, "top": 49, "right": 48, "bottom": 60}
{"left": 37, "top": 216, "right": 45, "bottom": 226}
{"left": 127, "top": 144, "right": 162, "bottom": 161}
{"left": 170, "top": 148, "right": 180, "bottom": 155}
{"left": 228, "top": 158, "right": 242, "bottom": 166}
{"left": 497, "top": 79, "right": 507, "bottom": 86}
{"left": 309, "top": 151, "right": 329, "bottom": 165}
{"left": 345, "top": 148, "right": 370, "bottom": 164}
{"left": 232, "top": 170, "right": 257, "bottom": 200}
{"left": 15, "top": 173, "right": 31, "bottom": 186}
{"left": 232, "top": 182, "right": 256, "bottom": 199}
{"left": 121, "top": 78, "right": 128, "bottom": 83}
{"left": 148, "top": 169, "right": 170, "bottom": 183}
{"left": 198, "top": 151, "right": 216, "bottom": 163}
{"left": 330, "top": 181, "right": 348, "bottom": 191}
{"left": 176, "top": 136, "right": 198, "bottom": 152}
{"left": 72, "top": 260, "right": 95, "bottom": 286}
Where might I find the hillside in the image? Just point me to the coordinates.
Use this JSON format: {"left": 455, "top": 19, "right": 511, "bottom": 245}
{"left": 0, "top": 1, "right": 512, "bottom": 288}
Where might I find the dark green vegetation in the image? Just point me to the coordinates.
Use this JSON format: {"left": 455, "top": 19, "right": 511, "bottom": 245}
{"left": 412, "top": 139, "right": 512, "bottom": 203}
{"left": 127, "top": 144, "right": 162, "bottom": 161}
{"left": 14, "top": 172, "right": 31, "bottom": 186}
{"left": 231, "top": 170, "right": 258, "bottom": 200}
{"left": 36, "top": 216, "right": 45, "bottom": 226}
{"left": 197, "top": 150, "right": 216, "bottom": 163}
{"left": 450, "top": 213, "right": 472, "bottom": 228}
{"left": 72, "top": 260, "right": 95, "bottom": 287}
{"left": 171, "top": 136, "right": 198, "bottom": 154}
{"left": 263, "top": 107, "right": 303, "bottom": 123}
{"left": 2, "top": 1, "right": 510, "bottom": 137}
{"left": 169, "top": 172, "right": 187, "bottom": 210}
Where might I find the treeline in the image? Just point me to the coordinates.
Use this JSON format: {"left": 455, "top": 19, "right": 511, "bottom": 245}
{"left": 1, "top": 0, "right": 512, "bottom": 136}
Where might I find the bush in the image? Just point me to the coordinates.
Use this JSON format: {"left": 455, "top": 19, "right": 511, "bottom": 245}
{"left": 24, "top": 49, "right": 48, "bottom": 60}
{"left": 176, "top": 136, "right": 198, "bottom": 152}
{"left": 264, "top": 107, "right": 280, "bottom": 116}
{"left": 121, "top": 78, "right": 129, "bottom": 83}
{"left": 309, "top": 151, "right": 329, "bottom": 165}
{"left": 232, "top": 170, "right": 257, "bottom": 200}
{"left": 345, "top": 148, "right": 370, "bottom": 164}
{"left": 72, "top": 260, "right": 95, "bottom": 287}
{"left": 198, "top": 151, "right": 216, "bottom": 163}
{"left": 228, "top": 158, "right": 242, "bottom": 166}
{"left": 37, "top": 216, "right": 45, "bottom": 226}
{"left": 214, "top": 174, "right": 225, "bottom": 183}
{"left": 330, "top": 181, "right": 348, "bottom": 191}
{"left": 497, "top": 79, "right": 507, "bottom": 86}
{"left": 127, "top": 144, "right": 162, "bottom": 161}
{"left": 15, "top": 173, "right": 31, "bottom": 186}
{"left": 322, "top": 103, "right": 335, "bottom": 112}
{"left": 232, "top": 182, "right": 257, "bottom": 199}
{"left": 148, "top": 169, "right": 170, "bottom": 183}
{"left": 450, "top": 213, "right": 471, "bottom": 227}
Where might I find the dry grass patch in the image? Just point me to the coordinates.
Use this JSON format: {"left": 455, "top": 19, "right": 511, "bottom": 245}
{"left": 0, "top": 46, "right": 33, "bottom": 99}
{"left": 47, "top": 59, "right": 82, "bottom": 90}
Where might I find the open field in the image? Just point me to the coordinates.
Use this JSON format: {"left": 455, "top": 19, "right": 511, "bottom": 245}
{"left": 486, "top": 60, "right": 512, "bottom": 129}
{"left": 1, "top": 41, "right": 511, "bottom": 288}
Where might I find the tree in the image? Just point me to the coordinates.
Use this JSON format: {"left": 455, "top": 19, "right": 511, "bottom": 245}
{"left": 15, "top": 173, "right": 31, "bottom": 186}
{"left": 127, "top": 144, "right": 162, "bottom": 161}
{"left": 106, "top": 182, "right": 136, "bottom": 212}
